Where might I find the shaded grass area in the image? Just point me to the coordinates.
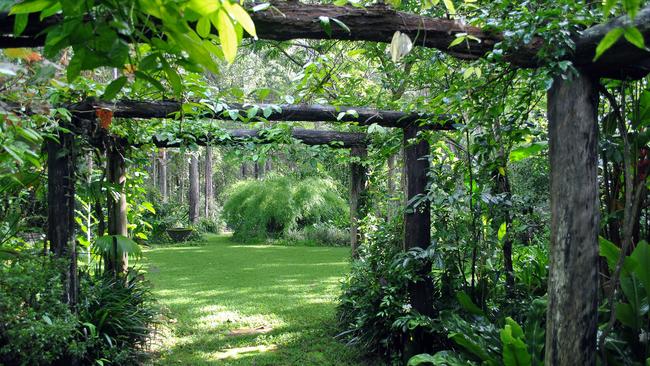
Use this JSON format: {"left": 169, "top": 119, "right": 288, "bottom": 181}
{"left": 143, "top": 234, "right": 368, "bottom": 365}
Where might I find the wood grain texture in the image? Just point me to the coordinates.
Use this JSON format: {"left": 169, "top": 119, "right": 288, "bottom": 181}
{"left": 545, "top": 70, "right": 599, "bottom": 366}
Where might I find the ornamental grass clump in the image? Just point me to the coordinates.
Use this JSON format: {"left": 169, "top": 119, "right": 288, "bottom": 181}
{"left": 223, "top": 175, "right": 348, "bottom": 242}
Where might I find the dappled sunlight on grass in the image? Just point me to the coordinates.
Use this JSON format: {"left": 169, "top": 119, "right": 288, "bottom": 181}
{"left": 143, "top": 234, "right": 367, "bottom": 365}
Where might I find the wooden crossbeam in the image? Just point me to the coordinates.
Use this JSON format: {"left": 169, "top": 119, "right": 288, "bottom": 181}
{"left": 136, "top": 129, "right": 368, "bottom": 149}
{"left": 3, "top": 3, "right": 650, "bottom": 78}
{"left": 68, "top": 99, "right": 455, "bottom": 129}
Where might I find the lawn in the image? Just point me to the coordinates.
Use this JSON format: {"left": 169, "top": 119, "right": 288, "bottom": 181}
{"left": 143, "top": 234, "right": 369, "bottom": 365}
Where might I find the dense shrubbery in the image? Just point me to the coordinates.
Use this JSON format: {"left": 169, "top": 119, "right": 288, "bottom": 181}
{"left": 0, "top": 253, "right": 158, "bottom": 365}
{"left": 223, "top": 175, "right": 349, "bottom": 243}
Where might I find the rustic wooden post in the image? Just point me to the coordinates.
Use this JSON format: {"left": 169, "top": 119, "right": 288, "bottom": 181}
{"left": 545, "top": 70, "right": 599, "bottom": 365}
{"left": 350, "top": 146, "right": 367, "bottom": 258}
{"left": 47, "top": 126, "right": 78, "bottom": 306}
{"left": 402, "top": 125, "right": 434, "bottom": 359}
{"left": 107, "top": 139, "right": 128, "bottom": 273}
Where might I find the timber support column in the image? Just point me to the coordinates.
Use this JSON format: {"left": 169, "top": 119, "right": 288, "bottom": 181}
{"left": 545, "top": 70, "right": 599, "bottom": 365}
{"left": 350, "top": 146, "right": 368, "bottom": 258}
{"left": 47, "top": 125, "right": 78, "bottom": 306}
{"left": 107, "top": 138, "right": 129, "bottom": 273}
{"left": 402, "top": 125, "right": 433, "bottom": 359}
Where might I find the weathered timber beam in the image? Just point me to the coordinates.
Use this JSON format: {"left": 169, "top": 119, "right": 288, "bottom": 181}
{"left": 3, "top": 3, "right": 650, "bottom": 78}
{"left": 148, "top": 129, "right": 368, "bottom": 149}
{"left": 67, "top": 99, "right": 455, "bottom": 129}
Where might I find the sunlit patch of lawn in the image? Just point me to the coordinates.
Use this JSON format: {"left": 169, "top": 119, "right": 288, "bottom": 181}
{"left": 143, "top": 234, "right": 369, "bottom": 365}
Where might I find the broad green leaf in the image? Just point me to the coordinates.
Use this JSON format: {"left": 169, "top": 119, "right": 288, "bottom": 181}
{"left": 450, "top": 333, "right": 494, "bottom": 362}
{"left": 134, "top": 70, "right": 165, "bottom": 93}
{"left": 599, "top": 236, "right": 621, "bottom": 271}
{"left": 101, "top": 76, "right": 127, "bottom": 100}
{"left": 501, "top": 321, "right": 532, "bottom": 366}
{"left": 624, "top": 27, "right": 645, "bottom": 49}
{"left": 196, "top": 16, "right": 211, "bottom": 38}
{"left": 594, "top": 27, "right": 624, "bottom": 61}
{"left": 456, "top": 291, "right": 484, "bottom": 316}
{"left": 223, "top": 1, "right": 257, "bottom": 38}
{"left": 215, "top": 9, "right": 238, "bottom": 63}
{"left": 615, "top": 302, "right": 638, "bottom": 328}
{"left": 443, "top": 0, "right": 456, "bottom": 15}
{"left": 603, "top": 0, "right": 617, "bottom": 15}
{"left": 449, "top": 34, "right": 467, "bottom": 48}
{"left": 630, "top": 241, "right": 650, "bottom": 294}
{"left": 498, "top": 222, "right": 507, "bottom": 242}
{"left": 162, "top": 61, "right": 183, "bottom": 95}
{"left": 10, "top": 0, "right": 56, "bottom": 14}
{"left": 509, "top": 142, "right": 547, "bottom": 162}
{"left": 13, "top": 13, "right": 28, "bottom": 35}
{"left": 187, "top": 0, "right": 219, "bottom": 15}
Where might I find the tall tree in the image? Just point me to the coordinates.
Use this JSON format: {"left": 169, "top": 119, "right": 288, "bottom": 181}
{"left": 189, "top": 154, "right": 200, "bottom": 224}
{"left": 157, "top": 148, "right": 168, "bottom": 202}
{"left": 204, "top": 146, "right": 213, "bottom": 218}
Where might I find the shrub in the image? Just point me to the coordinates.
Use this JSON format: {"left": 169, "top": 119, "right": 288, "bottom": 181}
{"left": 196, "top": 216, "right": 223, "bottom": 234}
{"left": 286, "top": 223, "right": 350, "bottom": 246}
{"left": 76, "top": 270, "right": 158, "bottom": 365}
{"left": 0, "top": 254, "right": 77, "bottom": 366}
{"left": 223, "top": 175, "right": 348, "bottom": 241}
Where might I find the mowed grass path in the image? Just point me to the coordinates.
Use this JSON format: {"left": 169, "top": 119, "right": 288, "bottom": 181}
{"left": 143, "top": 234, "right": 366, "bottom": 365}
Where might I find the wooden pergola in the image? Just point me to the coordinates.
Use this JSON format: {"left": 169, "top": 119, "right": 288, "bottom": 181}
{"left": 4, "top": 2, "right": 650, "bottom": 364}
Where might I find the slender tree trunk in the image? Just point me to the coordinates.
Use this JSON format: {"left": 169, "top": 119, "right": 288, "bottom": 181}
{"left": 204, "top": 146, "right": 213, "bottom": 218}
{"left": 402, "top": 125, "right": 434, "bottom": 360}
{"left": 254, "top": 161, "right": 260, "bottom": 179}
{"left": 241, "top": 163, "right": 248, "bottom": 178}
{"left": 47, "top": 129, "right": 78, "bottom": 306}
{"left": 350, "top": 147, "right": 368, "bottom": 258}
{"left": 107, "top": 141, "right": 128, "bottom": 273}
{"left": 189, "top": 155, "right": 200, "bottom": 224}
{"left": 545, "top": 70, "right": 599, "bottom": 366}
{"left": 157, "top": 148, "right": 168, "bottom": 203}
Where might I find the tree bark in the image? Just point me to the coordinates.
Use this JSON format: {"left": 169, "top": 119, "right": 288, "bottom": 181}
{"left": 157, "top": 148, "right": 168, "bottom": 202}
{"left": 204, "top": 146, "right": 213, "bottom": 218}
{"left": 107, "top": 140, "right": 129, "bottom": 273}
{"left": 402, "top": 125, "right": 434, "bottom": 359}
{"left": 69, "top": 100, "right": 454, "bottom": 130}
{"left": 545, "top": 70, "right": 599, "bottom": 366}
{"left": 6, "top": 4, "right": 650, "bottom": 79}
{"left": 350, "top": 146, "right": 368, "bottom": 258}
{"left": 189, "top": 155, "right": 200, "bottom": 224}
{"left": 47, "top": 128, "right": 78, "bottom": 306}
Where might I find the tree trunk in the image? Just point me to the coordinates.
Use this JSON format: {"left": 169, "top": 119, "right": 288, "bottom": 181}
{"left": 350, "top": 147, "right": 368, "bottom": 258}
{"left": 107, "top": 141, "right": 128, "bottom": 273}
{"left": 47, "top": 129, "right": 77, "bottom": 306}
{"left": 545, "top": 70, "right": 599, "bottom": 366}
{"left": 157, "top": 148, "right": 168, "bottom": 202}
{"left": 189, "top": 155, "right": 200, "bottom": 224}
{"left": 204, "top": 146, "right": 213, "bottom": 218}
{"left": 402, "top": 125, "right": 434, "bottom": 360}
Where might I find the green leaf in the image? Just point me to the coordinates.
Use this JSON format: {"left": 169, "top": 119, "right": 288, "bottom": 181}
{"left": 449, "top": 34, "right": 467, "bottom": 48}
{"left": 442, "top": 0, "right": 456, "bottom": 15}
{"left": 501, "top": 319, "right": 532, "bottom": 366}
{"left": 509, "top": 142, "right": 548, "bottom": 162}
{"left": 456, "top": 291, "right": 484, "bottom": 316}
{"left": 319, "top": 16, "right": 332, "bottom": 37}
{"left": 603, "top": 0, "right": 617, "bottom": 15}
{"left": 599, "top": 236, "right": 621, "bottom": 272}
{"left": 498, "top": 222, "right": 507, "bottom": 242}
{"left": 223, "top": 1, "right": 257, "bottom": 39}
{"left": 187, "top": 0, "right": 219, "bottom": 15}
{"left": 624, "top": 27, "right": 645, "bottom": 49}
{"left": 630, "top": 241, "right": 650, "bottom": 294}
{"left": 162, "top": 61, "right": 182, "bottom": 96}
{"left": 449, "top": 333, "right": 494, "bottom": 362}
{"left": 615, "top": 302, "right": 638, "bottom": 328}
{"left": 594, "top": 27, "right": 624, "bottom": 61}
{"left": 215, "top": 9, "right": 238, "bottom": 63}
{"left": 13, "top": 13, "right": 28, "bottom": 36}
{"left": 252, "top": 3, "right": 270, "bottom": 12}
{"left": 134, "top": 71, "right": 165, "bottom": 93}
{"left": 101, "top": 76, "right": 127, "bottom": 100}
{"left": 10, "top": 0, "right": 56, "bottom": 14}
{"left": 66, "top": 51, "right": 83, "bottom": 82}
{"left": 196, "top": 16, "right": 211, "bottom": 38}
